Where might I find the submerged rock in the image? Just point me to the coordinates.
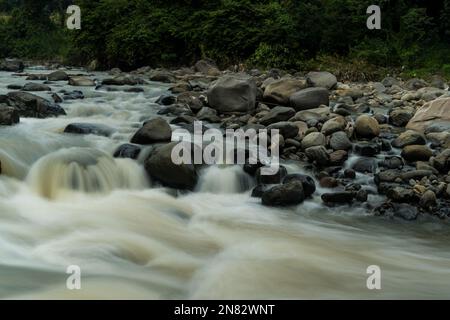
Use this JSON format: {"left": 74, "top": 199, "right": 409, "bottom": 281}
{"left": 282, "top": 174, "right": 316, "bottom": 197}
{"left": 64, "top": 123, "right": 115, "bottom": 137}
{"left": 321, "top": 192, "right": 355, "bottom": 205}
{"left": 5, "top": 91, "right": 65, "bottom": 118}
{"left": 262, "top": 181, "right": 305, "bottom": 206}
{"left": 0, "top": 106, "right": 19, "bottom": 125}
{"left": 113, "top": 144, "right": 141, "bottom": 159}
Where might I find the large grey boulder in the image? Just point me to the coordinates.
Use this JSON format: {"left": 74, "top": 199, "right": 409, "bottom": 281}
{"left": 306, "top": 71, "right": 337, "bottom": 90}
{"left": 48, "top": 70, "right": 69, "bottom": 81}
{"left": 22, "top": 82, "right": 51, "bottom": 92}
{"left": 194, "top": 59, "right": 220, "bottom": 76}
{"left": 4, "top": 91, "right": 65, "bottom": 118}
{"left": 131, "top": 117, "right": 172, "bottom": 145}
{"left": 263, "top": 78, "right": 308, "bottom": 105}
{"left": 207, "top": 75, "right": 257, "bottom": 113}
{"left": 289, "top": 87, "right": 329, "bottom": 111}
{"left": 144, "top": 142, "right": 198, "bottom": 190}
{"left": 0, "top": 59, "right": 24, "bottom": 72}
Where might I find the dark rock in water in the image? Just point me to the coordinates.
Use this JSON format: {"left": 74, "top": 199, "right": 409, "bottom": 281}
{"left": 144, "top": 142, "right": 198, "bottom": 190}
{"left": 5, "top": 91, "right": 65, "bottom": 118}
{"left": 113, "top": 144, "right": 141, "bottom": 159}
{"left": 158, "top": 104, "right": 193, "bottom": 116}
{"left": 305, "top": 146, "right": 329, "bottom": 166}
{"left": 156, "top": 95, "right": 177, "bottom": 106}
{"left": 251, "top": 184, "right": 267, "bottom": 198}
{"left": 69, "top": 76, "right": 96, "bottom": 86}
{"left": 387, "top": 187, "right": 418, "bottom": 203}
{"left": 282, "top": 174, "right": 316, "bottom": 197}
{"left": 289, "top": 87, "right": 329, "bottom": 111}
{"left": 124, "top": 87, "right": 144, "bottom": 93}
{"left": 47, "top": 70, "right": 69, "bottom": 81}
{"left": 207, "top": 75, "right": 257, "bottom": 113}
{"left": 259, "top": 106, "right": 295, "bottom": 126}
{"left": 321, "top": 192, "right": 355, "bottom": 205}
{"left": 374, "top": 169, "right": 402, "bottom": 185}
{"left": 64, "top": 123, "right": 115, "bottom": 137}
{"left": 170, "top": 115, "right": 196, "bottom": 125}
{"left": 102, "top": 75, "right": 144, "bottom": 86}
{"left": 330, "top": 131, "right": 352, "bottom": 150}
{"left": 379, "top": 156, "right": 404, "bottom": 170}
{"left": 401, "top": 145, "right": 432, "bottom": 162}
{"left": 262, "top": 181, "right": 305, "bottom": 206}
{"left": 374, "top": 202, "right": 418, "bottom": 221}
{"left": 344, "top": 169, "right": 356, "bottom": 179}
{"left": 51, "top": 93, "right": 63, "bottom": 103}
{"left": 356, "top": 189, "right": 369, "bottom": 202}
{"left": 131, "top": 117, "right": 172, "bottom": 145}
{"left": 345, "top": 183, "right": 362, "bottom": 192}
{"left": 7, "top": 84, "right": 22, "bottom": 90}
{"left": 0, "top": 106, "right": 19, "bottom": 125}
{"left": 352, "top": 157, "right": 376, "bottom": 173}
{"left": 256, "top": 166, "right": 287, "bottom": 185}
{"left": 196, "top": 106, "right": 221, "bottom": 123}
{"left": 63, "top": 90, "right": 84, "bottom": 100}
{"left": 0, "top": 58, "right": 24, "bottom": 72}
{"left": 320, "top": 176, "right": 338, "bottom": 188}
{"left": 353, "top": 142, "right": 380, "bottom": 157}
{"left": 329, "top": 150, "right": 348, "bottom": 165}
{"left": 267, "top": 121, "right": 299, "bottom": 139}
{"left": 177, "top": 122, "right": 210, "bottom": 134}
{"left": 244, "top": 163, "right": 264, "bottom": 176}
{"left": 21, "top": 82, "right": 51, "bottom": 92}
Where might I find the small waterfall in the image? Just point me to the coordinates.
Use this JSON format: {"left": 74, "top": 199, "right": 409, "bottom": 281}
{"left": 197, "top": 165, "right": 254, "bottom": 194}
{"left": 26, "top": 147, "right": 149, "bottom": 199}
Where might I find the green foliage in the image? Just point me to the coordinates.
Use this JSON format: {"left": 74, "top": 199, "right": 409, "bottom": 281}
{"left": 0, "top": 0, "right": 448, "bottom": 78}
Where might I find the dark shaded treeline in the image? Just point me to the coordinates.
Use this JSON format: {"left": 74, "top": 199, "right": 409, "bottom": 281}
{"left": 0, "top": 0, "right": 449, "bottom": 76}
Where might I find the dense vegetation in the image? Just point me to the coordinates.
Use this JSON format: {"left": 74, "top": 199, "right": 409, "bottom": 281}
{"left": 0, "top": 0, "right": 449, "bottom": 78}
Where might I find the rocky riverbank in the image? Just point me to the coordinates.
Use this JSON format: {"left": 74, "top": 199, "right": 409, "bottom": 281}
{"left": 1, "top": 58, "right": 450, "bottom": 221}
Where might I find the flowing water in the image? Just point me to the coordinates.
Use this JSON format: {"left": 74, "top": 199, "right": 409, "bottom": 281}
{"left": 0, "top": 68, "right": 449, "bottom": 300}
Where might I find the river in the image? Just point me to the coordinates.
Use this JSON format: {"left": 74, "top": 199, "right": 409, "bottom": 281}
{"left": 0, "top": 67, "right": 449, "bottom": 299}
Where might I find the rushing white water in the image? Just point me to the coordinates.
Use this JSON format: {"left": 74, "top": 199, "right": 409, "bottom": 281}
{"left": 0, "top": 68, "right": 449, "bottom": 300}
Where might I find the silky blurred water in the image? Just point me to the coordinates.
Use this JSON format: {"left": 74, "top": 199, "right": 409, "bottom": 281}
{"left": 0, "top": 69, "right": 449, "bottom": 300}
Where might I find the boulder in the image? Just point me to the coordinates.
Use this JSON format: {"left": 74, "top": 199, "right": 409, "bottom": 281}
{"left": 306, "top": 71, "right": 337, "bottom": 90}
{"left": 353, "top": 142, "right": 381, "bottom": 157}
{"left": 354, "top": 115, "right": 380, "bottom": 138}
{"left": 0, "top": 59, "right": 24, "bottom": 72}
{"left": 406, "top": 97, "right": 450, "bottom": 133}
{"left": 102, "top": 75, "right": 144, "bottom": 86}
{"left": 289, "top": 87, "right": 329, "bottom": 111}
{"left": 301, "top": 132, "right": 326, "bottom": 149}
{"left": 261, "top": 181, "right": 305, "bottom": 206}
{"left": 330, "top": 131, "right": 352, "bottom": 150}
{"left": 430, "top": 149, "right": 450, "bottom": 173}
{"left": 392, "top": 130, "right": 426, "bottom": 148}
{"left": 352, "top": 157, "right": 377, "bottom": 173}
{"left": 48, "top": 70, "right": 69, "bottom": 81}
{"left": 194, "top": 59, "right": 220, "bottom": 76}
{"left": 196, "top": 106, "right": 221, "bottom": 123}
{"left": 156, "top": 95, "right": 176, "bottom": 106}
{"left": 63, "top": 90, "right": 84, "bottom": 100}
{"left": 305, "top": 146, "right": 329, "bottom": 165}
{"left": 267, "top": 121, "right": 299, "bottom": 139}
{"left": 259, "top": 106, "right": 295, "bottom": 126}
{"left": 404, "top": 78, "right": 428, "bottom": 90}
{"left": 149, "top": 71, "right": 176, "bottom": 83}
{"left": 0, "top": 106, "right": 19, "bottom": 125}
{"left": 21, "top": 82, "right": 51, "bottom": 92}
{"left": 5, "top": 91, "right": 65, "bottom": 118}
{"left": 321, "top": 192, "right": 355, "bottom": 205}
{"left": 69, "top": 76, "right": 95, "bottom": 86}
{"left": 401, "top": 145, "right": 432, "bottom": 162}
{"left": 389, "top": 108, "right": 414, "bottom": 127}
{"left": 207, "top": 75, "right": 257, "bottom": 113}
{"left": 263, "top": 78, "right": 308, "bottom": 105}
{"left": 131, "top": 117, "right": 172, "bottom": 145}
{"left": 64, "top": 123, "right": 115, "bottom": 137}
{"left": 113, "top": 144, "right": 141, "bottom": 159}
{"left": 144, "top": 142, "right": 198, "bottom": 190}
{"left": 321, "top": 116, "right": 346, "bottom": 136}
{"left": 255, "top": 166, "right": 287, "bottom": 185}
{"left": 282, "top": 174, "right": 316, "bottom": 197}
